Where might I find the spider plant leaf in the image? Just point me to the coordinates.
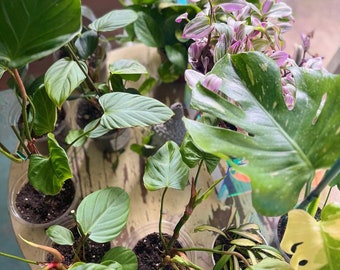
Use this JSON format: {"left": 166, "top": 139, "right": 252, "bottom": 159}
{"left": 0, "top": 0, "right": 81, "bottom": 68}
{"left": 228, "top": 229, "right": 264, "bottom": 243}
{"left": 194, "top": 225, "right": 227, "bottom": 238}
{"left": 247, "top": 250, "right": 258, "bottom": 265}
{"left": 230, "top": 238, "right": 256, "bottom": 247}
{"left": 237, "top": 223, "right": 260, "bottom": 231}
{"left": 247, "top": 258, "right": 294, "bottom": 270}
{"left": 251, "top": 245, "right": 285, "bottom": 260}
{"left": 143, "top": 141, "right": 189, "bottom": 191}
{"left": 184, "top": 51, "right": 340, "bottom": 216}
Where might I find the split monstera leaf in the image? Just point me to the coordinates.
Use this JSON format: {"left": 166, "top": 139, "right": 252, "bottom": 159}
{"left": 184, "top": 52, "right": 340, "bottom": 216}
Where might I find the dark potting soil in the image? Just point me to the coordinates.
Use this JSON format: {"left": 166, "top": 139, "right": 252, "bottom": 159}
{"left": 76, "top": 99, "right": 103, "bottom": 129}
{"left": 15, "top": 179, "right": 75, "bottom": 224}
{"left": 133, "top": 232, "right": 190, "bottom": 270}
{"left": 47, "top": 226, "right": 111, "bottom": 266}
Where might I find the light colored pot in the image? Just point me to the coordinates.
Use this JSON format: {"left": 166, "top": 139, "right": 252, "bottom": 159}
{"left": 8, "top": 173, "right": 80, "bottom": 228}
{"left": 92, "top": 128, "right": 131, "bottom": 153}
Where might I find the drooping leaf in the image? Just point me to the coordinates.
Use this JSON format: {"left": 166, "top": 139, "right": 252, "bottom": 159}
{"left": 102, "top": 247, "right": 138, "bottom": 270}
{"left": 75, "top": 30, "right": 99, "bottom": 60}
{"left": 184, "top": 52, "right": 340, "bottom": 216}
{"left": 46, "top": 225, "right": 75, "bottom": 246}
{"left": 89, "top": 9, "right": 138, "bottom": 32}
{"left": 45, "top": 58, "right": 88, "bottom": 108}
{"left": 76, "top": 187, "right": 130, "bottom": 243}
{"left": 28, "top": 133, "right": 72, "bottom": 195}
{"left": 143, "top": 141, "right": 189, "bottom": 191}
{"left": 99, "top": 92, "right": 173, "bottom": 129}
{"left": 247, "top": 258, "right": 293, "bottom": 270}
{"left": 0, "top": 0, "right": 81, "bottom": 68}
{"left": 280, "top": 205, "right": 340, "bottom": 270}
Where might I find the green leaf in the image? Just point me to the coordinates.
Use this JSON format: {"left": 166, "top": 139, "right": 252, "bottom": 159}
{"left": 0, "top": 0, "right": 81, "bottom": 68}
{"left": 28, "top": 133, "right": 72, "bottom": 195}
{"left": 165, "top": 44, "right": 187, "bottom": 71}
{"left": 184, "top": 52, "right": 340, "bottom": 216}
{"left": 75, "top": 30, "right": 98, "bottom": 60}
{"left": 65, "top": 129, "right": 87, "bottom": 147}
{"left": 31, "top": 86, "right": 57, "bottom": 136}
{"left": 180, "top": 134, "right": 220, "bottom": 174}
{"left": 99, "top": 92, "right": 173, "bottom": 129}
{"left": 134, "top": 11, "right": 164, "bottom": 47}
{"left": 280, "top": 205, "right": 340, "bottom": 270}
{"left": 230, "top": 238, "right": 256, "bottom": 247}
{"left": 102, "top": 247, "right": 137, "bottom": 270}
{"left": 143, "top": 141, "right": 189, "bottom": 191}
{"left": 109, "top": 59, "right": 148, "bottom": 82}
{"left": 69, "top": 262, "right": 123, "bottom": 270}
{"left": 76, "top": 187, "right": 130, "bottom": 243}
{"left": 247, "top": 258, "right": 293, "bottom": 270}
{"left": 89, "top": 9, "right": 138, "bottom": 32}
{"left": 46, "top": 225, "right": 74, "bottom": 245}
{"left": 45, "top": 58, "right": 87, "bottom": 108}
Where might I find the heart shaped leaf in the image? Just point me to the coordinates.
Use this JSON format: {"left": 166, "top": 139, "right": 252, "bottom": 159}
{"left": 143, "top": 141, "right": 189, "bottom": 191}
{"left": 46, "top": 225, "right": 75, "bottom": 246}
{"left": 28, "top": 133, "right": 72, "bottom": 195}
{"left": 0, "top": 0, "right": 81, "bottom": 68}
{"left": 184, "top": 52, "right": 340, "bottom": 216}
{"left": 280, "top": 205, "right": 340, "bottom": 269}
{"left": 99, "top": 92, "right": 174, "bottom": 129}
{"left": 45, "top": 58, "right": 87, "bottom": 108}
{"left": 76, "top": 187, "right": 130, "bottom": 243}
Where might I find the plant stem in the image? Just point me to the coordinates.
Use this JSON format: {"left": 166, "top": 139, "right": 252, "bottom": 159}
{"left": 296, "top": 158, "right": 340, "bottom": 210}
{"left": 12, "top": 68, "right": 32, "bottom": 142}
{"left": 65, "top": 43, "right": 99, "bottom": 95}
{"left": 0, "top": 251, "right": 39, "bottom": 265}
{"left": 159, "top": 187, "right": 169, "bottom": 254}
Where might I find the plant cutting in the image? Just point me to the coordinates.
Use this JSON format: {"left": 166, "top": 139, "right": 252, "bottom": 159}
{"left": 0, "top": 187, "right": 138, "bottom": 270}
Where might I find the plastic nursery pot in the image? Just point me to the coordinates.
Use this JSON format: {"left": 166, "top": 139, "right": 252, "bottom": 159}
{"left": 42, "top": 218, "right": 112, "bottom": 266}
{"left": 92, "top": 128, "right": 131, "bottom": 152}
{"left": 211, "top": 227, "right": 268, "bottom": 268}
{"left": 126, "top": 221, "right": 197, "bottom": 270}
{"left": 8, "top": 173, "right": 80, "bottom": 228}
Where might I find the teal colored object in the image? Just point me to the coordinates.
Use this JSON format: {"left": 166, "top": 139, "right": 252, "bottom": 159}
{"left": 217, "top": 159, "right": 251, "bottom": 202}
{"left": 177, "top": 0, "right": 187, "bottom": 4}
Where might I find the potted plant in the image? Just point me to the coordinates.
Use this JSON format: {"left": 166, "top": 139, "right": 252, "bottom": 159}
{"left": 0, "top": 187, "right": 138, "bottom": 269}
{"left": 0, "top": 0, "right": 174, "bottom": 225}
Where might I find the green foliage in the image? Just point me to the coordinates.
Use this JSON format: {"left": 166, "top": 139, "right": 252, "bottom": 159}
{"left": 76, "top": 187, "right": 130, "bottom": 243}
{"left": 0, "top": 0, "right": 81, "bottom": 68}
{"left": 184, "top": 52, "right": 340, "bottom": 216}
{"left": 143, "top": 141, "right": 189, "bottom": 191}
{"left": 28, "top": 133, "right": 72, "bottom": 195}
{"left": 281, "top": 204, "right": 340, "bottom": 270}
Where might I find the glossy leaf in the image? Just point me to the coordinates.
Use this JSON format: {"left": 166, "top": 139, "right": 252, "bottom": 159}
{"left": 0, "top": 0, "right": 81, "bottom": 68}
{"left": 46, "top": 225, "right": 74, "bottom": 245}
{"left": 45, "top": 58, "right": 87, "bottom": 108}
{"left": 99, "top": 92, "right": 173, "bottom": 129}
{"left": 89, "top": 9, "right": 138, "bottom": 32}
{"left": 28, "top": 133, "right": 72, "bottom": 195}
{"left": 31, "top": 86, "right": 57, "bottom": 136}
{"left": 75, "top": 30, "right": 98, "bottom": 60}
{"left": 280, "top": 205, "right": 340, "bottom": 270}
{"left": 102, "top": 247, "right": 137, "bottom": 270}
{"left": 109, "top": 59, "right": 148, "bottom": 82}
{"left": 184, "top": 52, "right": 340, "bottom": 216}
{"left": 134, "top": 11, "right": 164, "bottom": 48}
{"left": 143, "top": 141, "right": 189, "bottom": 191}
{"left": 76, "top": 187, "right": 130, "bottom": 243}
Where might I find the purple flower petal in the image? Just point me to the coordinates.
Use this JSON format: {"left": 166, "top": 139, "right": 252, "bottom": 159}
{"left": 185, "top": 69, "right": 204, "bottom": 89}
{"left": 202, "top": 74, "right": 222, "bottom": 92}
{"left": 175, "top": 12, "right": 188, "bottom": 23}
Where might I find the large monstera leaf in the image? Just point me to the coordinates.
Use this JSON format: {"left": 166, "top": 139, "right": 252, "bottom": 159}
{"left": 280, "top": 204, "right": 340, "bottom": 269}
{"left": 184, "top": 52, "right": 340, "bottom": 216}
{"left": 0, "top": 0, "right": 81, "bottom": 68}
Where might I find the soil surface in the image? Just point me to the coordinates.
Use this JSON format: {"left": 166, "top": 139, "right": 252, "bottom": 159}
{"left": 47, "top": 225, "right": 111, "bottom": 266}
{"left": 76, "top": 99, "right": 103, "bottom": 129}
{"left": 15, "top": 179, "right": 75, "bottom": 224}
{"left": 133, "top": 232, "right": 189, "bottom": 270}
